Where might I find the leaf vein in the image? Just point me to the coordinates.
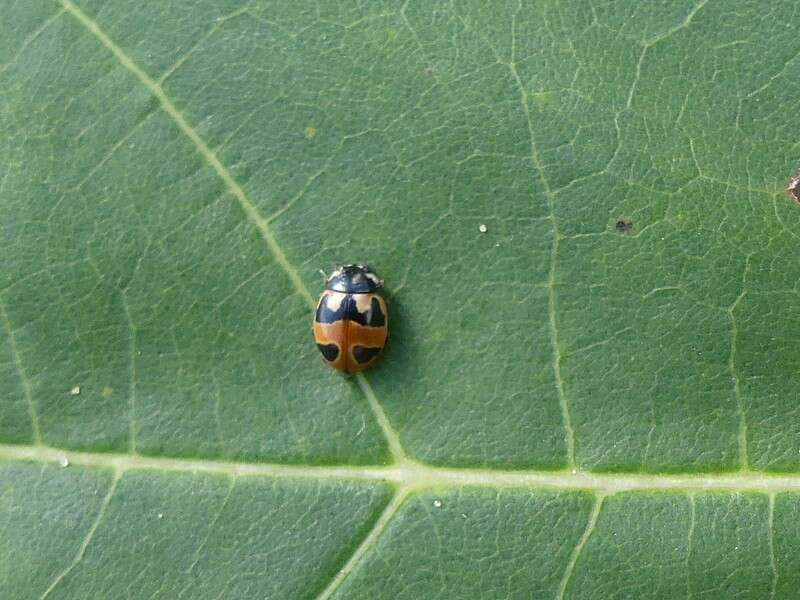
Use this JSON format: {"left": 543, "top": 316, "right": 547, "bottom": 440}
{"left": 0, "top": 7, "right": 65, "bottom": 77}
{"left": 40, "top": 470, "right": 120, "bottom": 599}
{"left": 729, "top": 255, "right": 751, "bottom": 470}
{"left": 315, "top": 489, "right": 408, "bottom": 600}
{"left": 643, "top": 0, "right": 709, "bottom": 47}
{"left": 686, "top": 493, "right": 696, "bottom": 599}
{"left": 121, "top": 290, "right": 138, "bottom": 453}
{"left": 8, "top": 443, "right": 800, "bottom": 492}
{"left": 768, "top": 493, "right": 778, "bottom": 600}
{"left": 59, "top": 0, "right": 405, "bottom": 463}
{"left": 0, "top": 296, "right": 42, "bottom": 445}
{"left": 175, "top": 476, "right": 236, "bottom": 600}
{"left": 556, "top": 494, "right": 604, "bottom": 599}
{"left": 508, "top": 1, "right": 575, "bottom": 469}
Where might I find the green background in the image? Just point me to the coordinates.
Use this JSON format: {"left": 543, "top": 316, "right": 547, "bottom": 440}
{"left": 2, "top": 0, "right": 800, "bottom": 597}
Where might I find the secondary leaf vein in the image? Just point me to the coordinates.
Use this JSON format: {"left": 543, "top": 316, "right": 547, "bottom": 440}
{"left": 40, "top": 469, "right": 121, "bottom": 599}
{"left": 508, "top": 2, "right": 575, "bottom": 469}
{"left": 121, "top": 290, "right": 138, "bottom": 453}
{"left": 0, "top": 8, "right": 65, "bottom": 77}
{"left": 0, "top": 296, "right": 42, "bottom": 445}
{"left": 175, "top": 476, "right": 236, "bottom": 600}
{"left": 315, "top": 489, "right": 409, "bottom": 600}
{"left": 59, "top": 0, "right": 405, "bottom": 464}
{"left": 686, "top": 493, "right": 696, "bottom": 599}
{"left": 556, "top": 494, "right": 604, "bottom": 599}
{"left": 729, "top": 255, "right": 751, "bottom": 470}
{"left": 768, "top": 493, "right": 778, "bottom": 600}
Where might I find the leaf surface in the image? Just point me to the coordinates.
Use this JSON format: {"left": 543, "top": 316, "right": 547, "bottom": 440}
{"left": 2, "top": 0, "right": 800, "bottom": 598}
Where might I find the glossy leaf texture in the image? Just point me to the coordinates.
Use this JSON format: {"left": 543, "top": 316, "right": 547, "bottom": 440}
{"left": 2, "top": 1, "right": 800, "bottom": 598}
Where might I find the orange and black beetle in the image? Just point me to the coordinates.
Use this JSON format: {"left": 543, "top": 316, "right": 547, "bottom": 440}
{"left": 313, "top": 264, "right": 388, "bottom": 373}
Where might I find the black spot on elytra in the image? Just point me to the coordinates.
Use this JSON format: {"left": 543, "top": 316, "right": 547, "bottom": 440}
{"left": 615, "top": 220, "right": 633, "bottom": 234}
{"left": 347, "top": 296, "right": 386, "bottom": 327}
{"left": 317, "top": 343, "right": 339, "bottom": 362}
{"left": 315, "top": 293, "right": 347, "bottom": 324}
{"left": 353, "top": 346, "right": 381, "bottom": 364}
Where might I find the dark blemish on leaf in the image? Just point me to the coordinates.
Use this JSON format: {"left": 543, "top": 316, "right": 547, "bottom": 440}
{"left": 615, "top": 220, "right": 633, "bottom": 234}
{"left": 786, "top": 176, "right": 800, "bottom": 204}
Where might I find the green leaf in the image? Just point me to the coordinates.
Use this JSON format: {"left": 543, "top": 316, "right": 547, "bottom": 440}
{"left": 2, "top": 0, "right": 800, "bottom": 598}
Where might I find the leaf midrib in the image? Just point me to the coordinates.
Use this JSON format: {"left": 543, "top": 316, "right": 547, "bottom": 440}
{"left": 3, "top": 443, "right": 800, "bottom": 493}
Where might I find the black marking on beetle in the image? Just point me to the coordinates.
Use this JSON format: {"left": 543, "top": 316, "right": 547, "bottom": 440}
{"left": 366, "top": 297, "right": 386, "bottom": 326}
{"left": 315, "top": 293, "right": 347, "bottom": 324}
{"left": 317, "top": 343, "right": 339, "bottom": 362}
{"left": 327, "top": 265, "right": 381, "bottom": 293}
{"left": 787, "top": 177, "right": 800, "bottom": 204}
{"left": 345, "top": 296, "right": 385, "bottom": 327}
{"left": 318, "top": 294, "right": 386, "bottom": 327}
{"left": 353, "top": 346, "right": 382, "bottom": 364}
{"left": 615, "top": 220, "right": 633, "bottom": 234}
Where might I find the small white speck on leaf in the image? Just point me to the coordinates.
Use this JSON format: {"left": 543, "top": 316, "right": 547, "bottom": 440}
{"left": 157, "top": 513, "right": 163, "bottom": 519}
{"left": 433, "top": 499, "right": 443, "bottom": 508}
{"left": 69, "top": 385, "right": 81, "bottom": 395}
{"left": 478, "top": 224, "right": 488, "bottom": 233}
{"left": 59, "top": 456, "right": 70, "bottom": 468}
{"left": 461, "top": 513, "right": 468, "bottom": 519}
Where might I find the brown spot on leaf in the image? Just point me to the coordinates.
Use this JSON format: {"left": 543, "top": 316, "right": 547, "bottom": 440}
{"left": 786, "top": 176, "right": 800, "bottom": 204}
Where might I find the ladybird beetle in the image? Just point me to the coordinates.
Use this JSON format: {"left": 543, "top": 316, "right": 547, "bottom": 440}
{"left": 313, "top": 264, "right": 388, "bottom": 373}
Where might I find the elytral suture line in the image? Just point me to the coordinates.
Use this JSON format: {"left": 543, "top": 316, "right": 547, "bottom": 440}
{"left": 59, "top": 0, "right": 405, "bottom": 463}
